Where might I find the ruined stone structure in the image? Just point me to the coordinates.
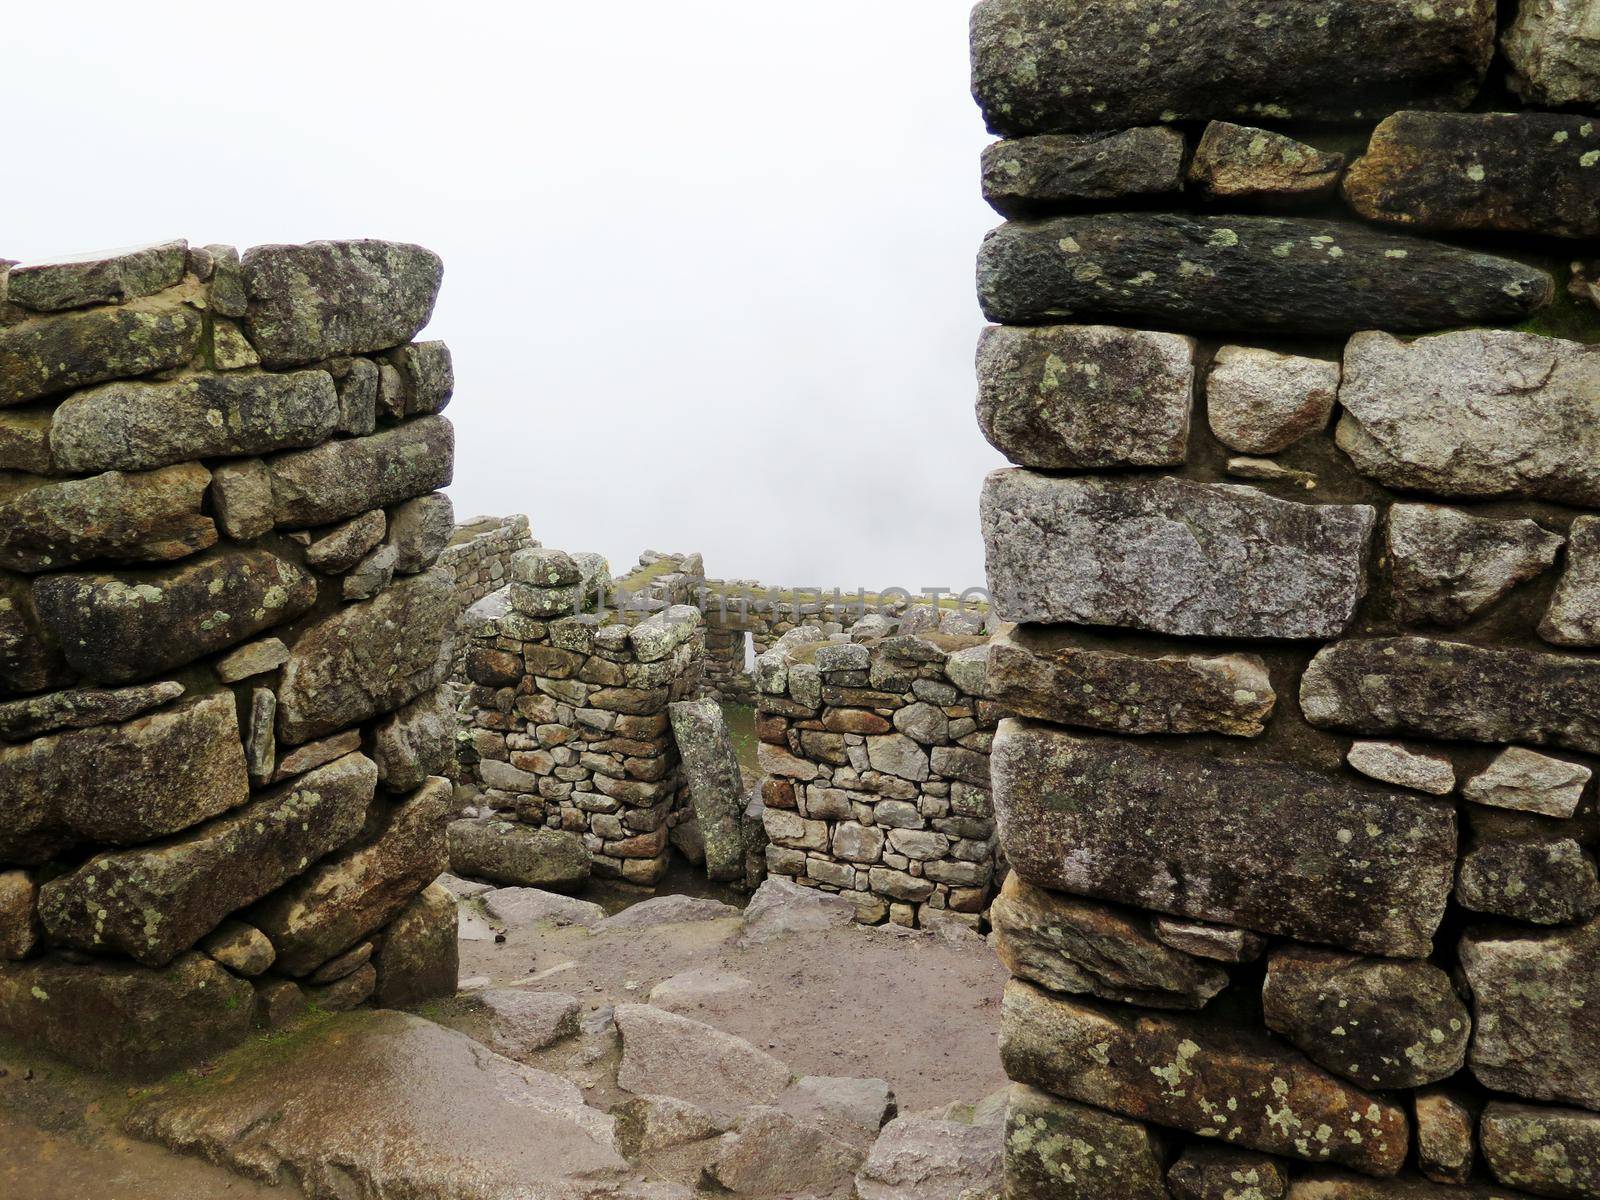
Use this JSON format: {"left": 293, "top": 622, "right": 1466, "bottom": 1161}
{"left": 0, "top": 239, "right": 460, "bottom": 1076}
{"left": 972, "top": 2, "right": 1600, "bottom": 1197}
{"left": 752, "top": 625, "right": 998, "bottom": 927}
{"left": 442, "top": 513, "right": 537, "bottom": 614}
{"left": 452, "top": 548, "right": 708, "bottom": 888}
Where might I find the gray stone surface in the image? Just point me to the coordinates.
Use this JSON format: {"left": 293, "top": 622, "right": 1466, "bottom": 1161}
{"left": 0, "top": 870, "right": 40, "bottom": 960}
{"left": 382, "top": 341, "right": 455, "bottom": 417}
{"left": 475, "top": 988, "right": 582, "bottom": 1055}
{"left": 1460, "top": 918, "right": 1600, "bottom": 1110}
{"left": 598, "top": 895, "right": 740, "bottom": 931}
{"left": 0, "top": 295, "right": 203, "bottom": 407}
{"left": 4, "top": 240, "right": 187, "bottom": 312}
{"left": 1262, "top": 947, "right": 1470, "bottom": 1090}
{"left": 1345, "top": 110, "right": 1600, "bottom": 239}
{"left": 614, "top": 1094, "right": 728, "bottom": 1156}
{"left": 386, "top": 491, "right": 454, "bottom": 573}
{"left": 198, "top": 919, "right": 275, "bottom": 976}
{"left": 991, "top": 873, "right": 1227, "bottom": 1010}
{"left": 992, "top": 722, "right": 1457, "bottom": 957}
{"left": 263, "top": 414, "right": 455, "bottom": 530}
{"left": 970, "top": 0, "right": 1494, "bottom": 135}
{"left": 1188, "top": 123, "right": 1345, "bottom": 207}
{"left": 1301, "top": 637, "right": 1600, "bottom": 756}
{"left": 372, "top": 881, "right": 458, "bottom": 1007}
{"left": 1457, "top": 835, "right": 1600, "bottom": 925}
{"left": 448, "top": 820, "right": 592, "bottom": 891}
{"left": 251, "top": 776, "right": 450, "bottom": 976}
{"left": 33, "top": 548, "right": 316, "bottom": 684}
{"left": 708, "top": 1105, "right": 864, "bottom": 1197}
{"left": 981, "top": 471, "right": 1376, "bottom": 639}
{"left": 1206, "top": 346, "right": 1339, "bottom": 455}
{"left": 1345, "top": 741, "right": 1456, "bottom": 795}
{"left": 0, "top": 693, "right": 248, "bottom": 864}
{"left": 1152, "top": 918, "right": 1266, "bottom": 964}
{"left": 0, "top": 951, "right": 253, "bottom": 1078}
{"left": 1504, "top": 0, "right": 1600, "bottom": 106}
{"left": 1389, "top": 505, "right": 1564, "bottom": 628}
{"left": 304, "top": 509, "right": 387, "bottom": 573}
{"left": 987, "top": 624, "right": 1274, "bottom": 737}
{"left": 213, "top": 637, "right": 289, "bottom": 684}
{"left": 0, "top": 406, "right": 53, "bottom": 473}
{"left": 241, "top": 240, "right": 444, "bottom": 367}
{"left": 0, "top": 679, "right": 183, "bottom": 741}
{"left": 207, "top": 457, "right": 273, "bottom": 540}
{"left": 38, "top": 753, "right": 374, "bottom": 966}
{"left": 1414, "top": 1088, "right": 1476, "bottom": 1187}
{"left": 1001, "top": 980, "right": 1408, "bottom": 1175}
{"left": 668, "top": 699, "right": 747, "bottom": 882}
{"left": 0, "top": 463, "right": 217, "bottom": 573}
{"left": 483, "top": 886, "right": 607, "bottom": 930}
{"left": 371, "top": 688, "right": 455, "bottom": 794}
{"left": 1463, "top": 747, "right": 1593, "bottom": 819}
{"left": 1338, "top": 330, "right": 1600, "bottom": 505}
{"left": 1543, "top": 516, "right": 1600, "bottom": 647}
{"left": 980, "top": 128, "right": 1185, "bottom": 217}
{"left": 1481, "top": 1101, "right": 1600, "bottom": 1200}
{"left": 978, "top": 214, "right": 1551, "bottom": 333}
{"left": 50, "top": 369, "right": 338, "bottom": 472}
{"left": 276, "top": 566, "right": 454, "bottom": 743}
{"left": 975, "top": 324, "right": 1194, "bottom": 469}
{"left": 1167, "top": 1146, "right": 1289, "bottom": 1200}
{"left": 854, "top": 1113, "right": 1003, "bottom": 1200}
{"left": 1005, "top": 1085, "right": 1164, "bottom": 1199}
{"left": 615, "top": 1003, "right": 793, "bottom": 1117}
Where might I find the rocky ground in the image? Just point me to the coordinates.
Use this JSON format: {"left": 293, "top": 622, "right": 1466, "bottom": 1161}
{"left": 0, "top": 875, "right": 1010, "bottom": 1199}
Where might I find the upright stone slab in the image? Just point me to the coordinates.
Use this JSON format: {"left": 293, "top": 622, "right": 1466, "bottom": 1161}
{"left": 669, "top": 698, "right": 748, "bottom": 882}
{"left": 982, "top": 471, "right": 1376, "bottom": 639}
{"left": 991, "top": 722, "right": 1457, "bottom": 957}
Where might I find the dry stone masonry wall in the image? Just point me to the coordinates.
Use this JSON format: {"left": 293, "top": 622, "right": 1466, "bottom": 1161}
{"left": 0, "top": 239, "right": 461, "bottom": 1077}
{"left": 971, "top": 2, "right": 1600, "bottom": 1198}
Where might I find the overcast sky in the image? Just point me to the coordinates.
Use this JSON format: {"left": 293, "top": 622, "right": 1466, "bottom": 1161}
{"left": 4, "top": 1, "right": 1003, "bottom": 593}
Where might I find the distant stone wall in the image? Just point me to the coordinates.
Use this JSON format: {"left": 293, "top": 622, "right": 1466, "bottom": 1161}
{"left": 0, "top": 239, "right": 460, "bottom": 1078}
{"left": 971, "top": 3, "right": 1600, "bottom": 1197}
{"left": 452, "top": 548, "right": 706, "bottom": 888}
{"left": 752, "top": 625, "right": 998, "bottom": 928}
{"left": 442, "top": 514, "right": 536, "bottom": 613}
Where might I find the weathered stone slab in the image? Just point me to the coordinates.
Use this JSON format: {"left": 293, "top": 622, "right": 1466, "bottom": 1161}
{"left": 1505, "top": 0, "right": 1600, "bottom": 106}
{"left": 1415, "top": 1088, "right": 1476, "bottom": 1187}
{"left": 372, "top": 881, "right": 457, "bottom": 1007}
{"left": 1188, "top": 123, "right": 1345, "bottom": 207}
{"left": 981, "top": 471, "right": 1375, "bottom": 638}
{"left": 1289, "top": 1172, "right": 1538, "bottom": 1199}
{"left": 668, "top": 698, "right": 747, "bottom": 882}
{"left": 1153, "top": 918, "right": 1266, "bottom": 964}
{"left": 264, "top": 414, "right": 454, "bottom": 529}
{"left": 251, "top": 776, "right": 450, "bottom": 976}
{"left": 1168, "top": 1146, "right": 1289, "bottom": 1200}
{"left": 1482, "top": 1102, "right": 1600, "bottom": 1200}
{"left": 615, "top": 1003, "right": 793, "bottom": 1117}
{"left": 1345, "top": 112, "right": 1600, "bottom": 239}
{"left": 1004, "top": 1084, "right": 1166, "bottom": 1200}
{"left": 1263, "top": 947, "right": 1470, "bottom": 1089}
{"left": 1544, "top": 516, "right": 1600, "bottom": 647}
{"left": 0, "top": 572, "right": 69, "bottom": 693}
{"left": 0, "top": 294, "right": 204, "bottom": 409}
{"left": 1000, "top": 980, "right": 1408, "bottom": 1175}
{"left": 0, "top": 693, "right": 248, "bottom": 863}
{"left": 0, "top": 870, "right": 39, "bottom": 959}
{"left": 51, "top": 369, "right": 338, "bottom": 472}
{"left": 980, "top": 129, "right": 1185, "bottom": 217}
{"left": 0, "top": 463, "right": 216, "bottom": 573}
{"left": 199, "top": 919, "right": 274, "bottom": 976}
{"left": 305, "top": 508, "right": 387, "bottom": 573}
{"left": 1464, "top": 747, "right": 1593, "bottom": 818}
{"left": 1339, "top": 330, "right": 1600, "bottom": 505}
{"left": 854, "top": 1114, "right": 1003, "bottom": 1200}
{"left": 970, "top": 0, "right": 1494, "bottom": 136}
{"left": 1389, "top": 505, "right": 1564, "bottom": 628}
{"left": 1301, "top": 637, "right": 1600, "bottom": 756}
{"left": 38, "top": 754, "right": 375, "bottom": 966}
{"left": 0, "top": 679, "right": 182, "bottom": 741}
{"left": 1206, "top": 346, "right": 1339, "bottom": 455}
{"left": 991, "top": 873, "right": 1226, "bottom": 1010}
{"left": 977, "top": 215, "right": 1550, "bottom": 334}
{"left": 987, "top": 624, "right": 1274, "bottom": 737}
{"left": 0, "top": 951, "right": 252, "bottom": 1077}
{"left": 34, "top": 547, "right": 316, "bottom": 684}
{"left": 975, "top": 325, "right": 1193, "bottom": 469}
{"left": 0, "top": 406, "right": 53, "bottom": 472}
{"left": 992, "top": 722, "right": 1456, "bottom": 957}
{"left": 276, "top": 566, "right": 453, "bottom": 743}
{"left": 213, "top": 636, "right": 288, "bottom": 684}
{"left": 241, "top": 240, "right": 443, "bottom": 367}
{"left": 4, "top": 240, "right": 187, "bottom": 312}
{"left": 1458, "top": 835, "right": 1600, "bottom": 925}
{"left": 1345, "top": 741, "right": 1456, "bottom": 795}
{"left": 385, "top": 490, "right": 453, "bottom": 573}
{"left": 447, "top": 819, "right": 592, "bottom": 891}
{"left": 708, "top": 1105, "right": 864, "bottom": 1197}
{"left": 1460, "top": 918, "right": 1600, "bottom": 1110}
{"left": 371, "top": 688, "right": 454, "bottom": 793}
{"left": 381, "top": 341, "right": 454, "bottom": 417}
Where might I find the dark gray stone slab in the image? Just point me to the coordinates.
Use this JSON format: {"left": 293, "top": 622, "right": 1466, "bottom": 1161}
{"left": 668, "top": 699, "right": 748, "bottom": 882}
{"left": 0, "top": 295, "right": 203, "bottom": 407}
{"left": 264, "top": 415, "right": 454, "bottom": 530}
{"left": 4, "top": 240, "right": 187, "bottom": 312}
{"left": 981, "top": 129, "right": 1185, "bottom": 217}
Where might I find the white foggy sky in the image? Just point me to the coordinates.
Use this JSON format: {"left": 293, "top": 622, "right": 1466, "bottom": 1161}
{"left": 2, "top": 1, "right": 1005, "bottom": 593}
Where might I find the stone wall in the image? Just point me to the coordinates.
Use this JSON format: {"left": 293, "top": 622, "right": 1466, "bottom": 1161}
{"left": 0, "top": 239, "right": 460, "bottom": 1077}
{"left": 752, "top": 623, "right": 999, "bottom": 928}
{"left": 442, "top": 514, "right": 537, "bottom": 614}
{"left": 971, "top": 3, "right": 1600, "bottom": 1197}
{"left": 451, "top": 548, "right": 707, "bottom": 889}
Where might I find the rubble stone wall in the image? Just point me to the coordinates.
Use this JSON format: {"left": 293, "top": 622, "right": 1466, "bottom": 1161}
{"left": 451, "top": 548, "right": 706, "bottom": 889}
{"left": 971, "top": 2, "right": 1600, "bottom": 1198}
{"left": 752, "top": 625, "right": 1000, "bottom": 928}
{"left": 0, "top": 238, "right": 462, "bottom": 1077}
{"left": 442, "top": 514, "right": 537, "bottom": 615}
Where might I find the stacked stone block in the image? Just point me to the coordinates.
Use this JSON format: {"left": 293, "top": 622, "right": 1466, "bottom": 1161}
{"left": 0, "top": 238, "right": 460, "bottom": 1077}
{"left": 971, "top": 2, "right": 1600, "bottom": 1197}
{"left": 451, "top": 548, "right": 706, "bottom": 888}
{"left": 752, "top": 622, "right": 998, "bottom": 927}
{"left": 441, "top": 514, "right": 537, "bottom": 614}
